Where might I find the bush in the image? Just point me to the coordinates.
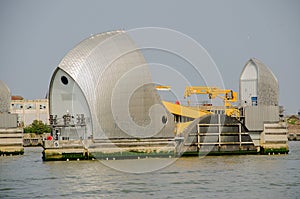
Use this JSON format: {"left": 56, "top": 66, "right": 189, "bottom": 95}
{"left": 288, "top": 119, "right": 297, "bottom": 125}
{"left": 24, "top": 120, "right": 51, "bottom": 134}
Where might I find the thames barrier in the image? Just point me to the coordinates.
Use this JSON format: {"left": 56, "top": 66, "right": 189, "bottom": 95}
{"left": 36, "top": 30, "right": 289, "bottom": 161}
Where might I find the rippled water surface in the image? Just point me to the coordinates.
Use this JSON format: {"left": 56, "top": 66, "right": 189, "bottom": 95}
{"left": 1, "top": 142, "right": 300, "bottom": 198}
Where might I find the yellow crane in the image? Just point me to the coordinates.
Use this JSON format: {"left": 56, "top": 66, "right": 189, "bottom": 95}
{"left": 184, "top": 86, "right": 240, "bottom": 118}
{"left": 155, "top": 85, "right": 171, "bottom": 91}
{"left": 156, "top": 85, "right": 212, "bottom": 134}
{"left": 155, "top": 85, "right": 240, "bottom": 134}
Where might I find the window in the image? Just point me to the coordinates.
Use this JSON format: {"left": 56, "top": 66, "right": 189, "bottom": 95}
{"left": 61, "top": 76, "right": 68, "bottom": 85}
{"left": 25, "top": 104, "right": 35, "bottom": 109}
{"left": 40, "top": 104, "right": 47, "bottom": 109}
{"left": 162, "top": 115, "right": 167, "bottom": 124}
{"left": 12, "top": 104, "right": 23, "bottom": 109}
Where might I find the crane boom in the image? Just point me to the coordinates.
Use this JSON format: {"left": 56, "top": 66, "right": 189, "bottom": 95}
{"left": 184, "top": 86, "right": 237, "bottom": 102}
{"left": 184, "top": 86, "right": 240, "bottom": 118}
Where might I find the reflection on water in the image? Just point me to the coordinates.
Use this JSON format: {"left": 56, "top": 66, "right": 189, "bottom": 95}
{"left": 1, "top": 142, "right": 300, "bottom": 198}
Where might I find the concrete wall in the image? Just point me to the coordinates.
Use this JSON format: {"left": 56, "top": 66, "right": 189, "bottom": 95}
{"left": 244, "top": 106, "right": 279, "bottom": 131}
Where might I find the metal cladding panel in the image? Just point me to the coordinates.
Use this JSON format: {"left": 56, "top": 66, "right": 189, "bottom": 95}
{"left": 244, "top": 105, "right": 279, "bottom": 131}
{"left": 0, "top": 80, "right": 11, "bottom": 113}
{"left": 240, "top": 62, "right": 258, "bottom": 81}
{"left": 50, "top": 30, "right": 175, "bottom": 139}
{"left": 255, "top": 59, "right": 279, "bottom": 106}
{"left": 240, "top": 62, "right": 258, "bottom": 105}
{"left": 240, "top": 80, "right": 257, "bottom": 105}
{"left": 0, "top": 113, "right": 18, "bottom": 128}
{"left": 240, "top": 58, "right": 278, "bottom": 106}
{"left": 49, "top": 68, "right": 93, "bottom": 139}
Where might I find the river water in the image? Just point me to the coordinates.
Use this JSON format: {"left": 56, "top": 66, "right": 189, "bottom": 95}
{"left": 1, "top": 142, "right": 300, "bottom": 199}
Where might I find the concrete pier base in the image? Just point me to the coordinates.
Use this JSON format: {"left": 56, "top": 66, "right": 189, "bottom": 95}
{"left": 260, "top": 122, "right": 289, "bottom": 154}
{"left": 0, "top": 128, "right": 24, "bottom": 155}
{"left": 42, "top": 138, "right": 176, "bottom": 161}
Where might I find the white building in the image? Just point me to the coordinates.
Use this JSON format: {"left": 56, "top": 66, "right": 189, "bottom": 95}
{"left": 10, "top": 99, "right": 49, "bottom": 126}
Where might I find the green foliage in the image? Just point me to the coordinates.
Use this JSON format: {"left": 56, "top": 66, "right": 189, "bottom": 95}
{"left": 23, "top": 120, "right": 50, "bottom": 134}
{"left": 288, "top": 119, "right": 297, "bottom": 125}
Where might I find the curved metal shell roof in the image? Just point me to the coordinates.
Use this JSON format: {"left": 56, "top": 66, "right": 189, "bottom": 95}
{"left": 240, "top": 58, "right": 278, "bottom": 106}
{"left": 0, "top": 80, "right": 11, "bottom": 113}
{"left": 49, "top": 30, "right": 175, "bottom": 139}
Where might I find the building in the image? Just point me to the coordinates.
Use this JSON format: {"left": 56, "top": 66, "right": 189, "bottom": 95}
{"left": 240, "top": 58, "right": 279, "bottom": 106}
{"left": 240, "top": 58, "right": 288, "bottom": 153}
{"left": 48, "top": 30, "right": 174, "bottom": 140}
{"left": 43, "top": 30, "right": 176, "bottom": 160}
{"left": 10, "top": 99, "right": 49, "bottom": 127}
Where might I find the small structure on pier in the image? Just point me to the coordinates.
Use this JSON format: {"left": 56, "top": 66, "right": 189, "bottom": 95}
{"left": 240, "top": 58, "right": 288, "bottom": 153}
{"left": 0, "top": 80, "right": 23, "bottom": 155}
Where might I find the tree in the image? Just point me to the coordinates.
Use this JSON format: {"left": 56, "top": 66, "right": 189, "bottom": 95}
{"left": 24, "top": 120, "right": 50, "bottom": 134}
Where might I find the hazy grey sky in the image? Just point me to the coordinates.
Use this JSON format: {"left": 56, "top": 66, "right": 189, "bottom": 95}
{"left": 0, "top": 0, "right": 299, "bottom": 114}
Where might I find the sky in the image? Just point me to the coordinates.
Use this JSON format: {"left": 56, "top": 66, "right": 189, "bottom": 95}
{"left": 0, "top": 0, "right": 299, "bottom": 115}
